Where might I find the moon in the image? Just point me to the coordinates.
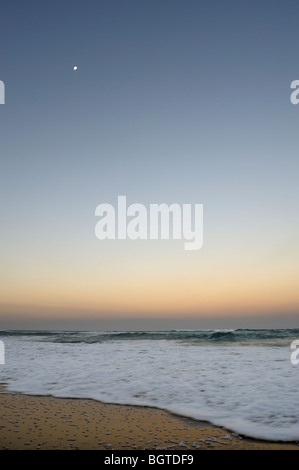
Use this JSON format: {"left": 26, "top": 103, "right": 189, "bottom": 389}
{"left": 73, "top": 66, "right": 78, "bottom": 70}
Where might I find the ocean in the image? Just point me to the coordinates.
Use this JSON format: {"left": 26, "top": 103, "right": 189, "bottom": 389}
{"left": 0, "top": 328, "right": 298, "bottom": 442}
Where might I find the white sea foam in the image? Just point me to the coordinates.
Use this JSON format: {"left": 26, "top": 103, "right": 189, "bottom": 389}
{"left": 0, "top": 335, "right": 298, "bottom": 441}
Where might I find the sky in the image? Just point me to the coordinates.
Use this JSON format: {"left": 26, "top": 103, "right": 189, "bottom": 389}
{"left": 0, "top": 0, "right": 298, "bottom": 329}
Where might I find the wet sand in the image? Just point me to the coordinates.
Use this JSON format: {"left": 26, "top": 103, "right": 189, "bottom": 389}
{"left": 0, "top": 392, "right": 298, "bottom": 450}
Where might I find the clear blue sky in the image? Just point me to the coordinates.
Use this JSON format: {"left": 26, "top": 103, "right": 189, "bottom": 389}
{"left": 0, "top": 0, "right": 298, "bottom": 328}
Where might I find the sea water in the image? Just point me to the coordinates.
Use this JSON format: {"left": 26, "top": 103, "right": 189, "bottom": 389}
{"left": 0, "top": 329, "right": 298, "bottom": 441}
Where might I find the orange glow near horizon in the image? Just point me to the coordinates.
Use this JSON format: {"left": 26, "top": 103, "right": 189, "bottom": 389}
{"left": 1, "top": 233, "right": 298, "bottom": 323}
{"left": 1, "top": 262, "right": 298, "bottom": 320}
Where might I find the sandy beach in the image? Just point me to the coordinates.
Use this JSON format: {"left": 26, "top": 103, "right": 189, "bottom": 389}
{"left": 0, "top": 392, "right": 298, "bottom": 450}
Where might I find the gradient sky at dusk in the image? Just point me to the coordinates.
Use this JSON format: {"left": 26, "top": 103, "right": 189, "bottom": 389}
{"left": 1, "top": 1, "right": 298, "bottom": 329}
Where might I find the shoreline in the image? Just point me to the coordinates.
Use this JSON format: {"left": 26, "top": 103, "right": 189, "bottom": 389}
{"left": 0, "top": 391, "right": 298, "bottom": 450}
